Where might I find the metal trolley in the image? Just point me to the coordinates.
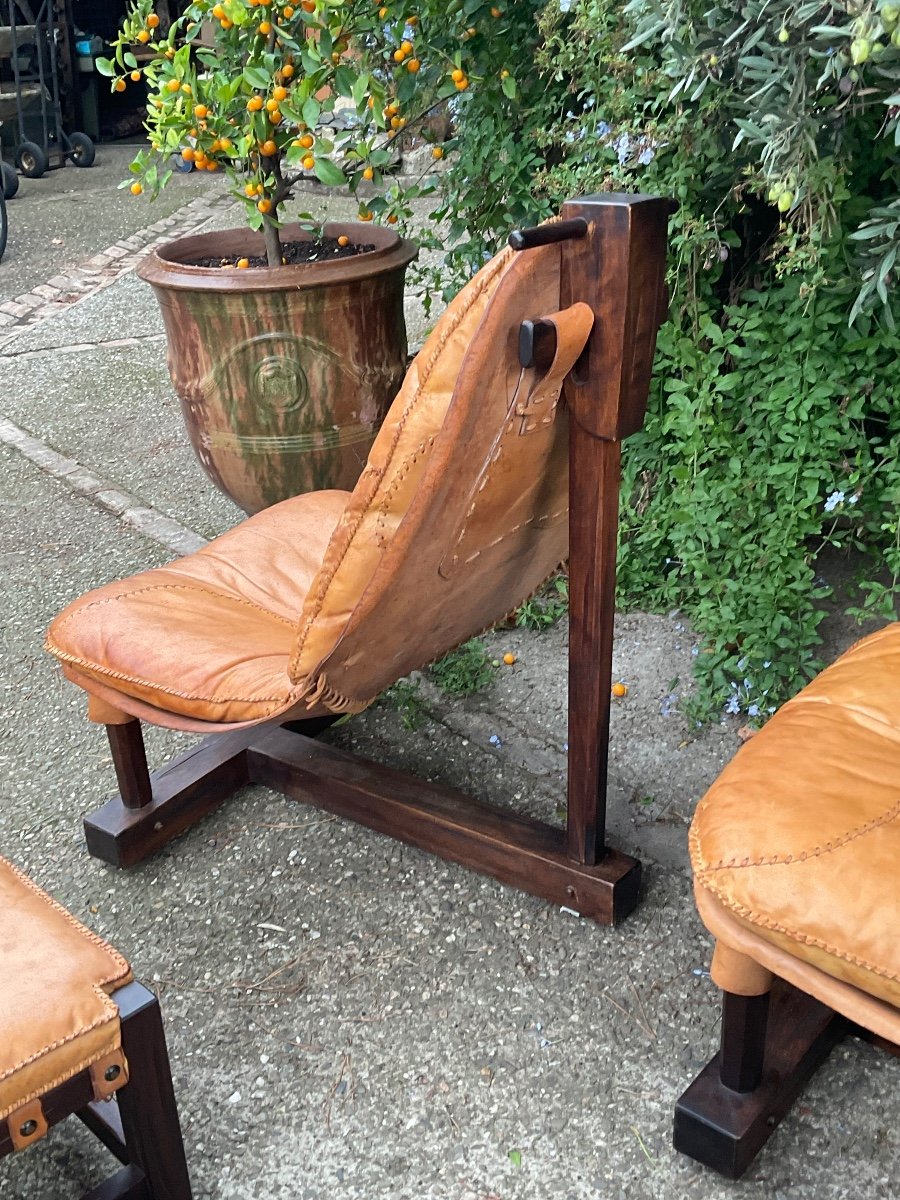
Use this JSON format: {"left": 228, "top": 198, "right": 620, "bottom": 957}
{"left": 1, "top": 0, "right": 94, "bottom": 194}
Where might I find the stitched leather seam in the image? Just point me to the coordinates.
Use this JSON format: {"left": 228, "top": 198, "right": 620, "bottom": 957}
{"left": 47, "top": 645, "right": 293, "bottom": 710}
{"left": 698, "top": 876, "right": 900, "bottom": 985}
{"left": 374, "top": 438, "right": 436, "bottom": 546}
{"left": 52, "top": 582, "right": 296, "bottom": 630}
{"left": 307, "top": 564, "right": 567, "bottom": 715}
{"left": 0, "top": 1019, "right": 121, "bottom": 1121}
{"left": 1, "top": 857, "right": 130, "bottom": 987}
{"left": 457, "top": 507, "right": 567, "bottom": 566}
{"left": 291, "top": 246, "right": 517, "bottom": 673}
{"left": 696, "top": 792, "right": 900, "bottom": 868}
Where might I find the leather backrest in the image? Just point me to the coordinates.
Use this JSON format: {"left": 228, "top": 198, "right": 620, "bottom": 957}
{"left": 289, "top": 242, "right": 593, "bottom": 711}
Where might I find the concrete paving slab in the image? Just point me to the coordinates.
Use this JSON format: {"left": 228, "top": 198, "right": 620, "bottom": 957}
{"left": 3, "top": 339, "right": 243, "bottom": 541}
{"left": 1, "top": 270, "right": 165, "bottom": 354}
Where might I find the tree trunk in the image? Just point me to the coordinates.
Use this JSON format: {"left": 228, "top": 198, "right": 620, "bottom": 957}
{"left": 262, "top": 214, "right": 281, "bottom": 268}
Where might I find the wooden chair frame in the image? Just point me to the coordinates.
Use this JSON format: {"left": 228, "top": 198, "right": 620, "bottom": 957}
{"left": 0, "top": 982, "right": 192, "bottom": 1200}
{"left": 79, "top": 193, "right": 671, "bottom": 928}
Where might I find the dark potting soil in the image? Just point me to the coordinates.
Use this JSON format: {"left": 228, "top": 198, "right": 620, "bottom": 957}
{"left": 190, "top": 236, "right": 377, "bottom": 269}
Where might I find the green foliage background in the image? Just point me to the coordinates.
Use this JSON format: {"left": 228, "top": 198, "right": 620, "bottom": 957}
{"left": 414, "top": 0, "right": 900, "bottom": 722}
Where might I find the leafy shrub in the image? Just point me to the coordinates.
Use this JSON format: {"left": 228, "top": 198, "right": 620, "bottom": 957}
{"left": 424, "top": 0, "right": 900, "bottom": 722}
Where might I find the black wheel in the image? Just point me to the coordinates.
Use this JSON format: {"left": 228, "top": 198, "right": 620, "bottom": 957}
{"left": 16, "top": 141, "right": 48, "bottom": 178}
{"left": 0, "top": 194, "right": 8, "bottom": 264}
{"left": 68, "top": 131, "right": 95, "bottom": 167}
{"left": 0, "top": 161, "right": 17, "bottom": 200}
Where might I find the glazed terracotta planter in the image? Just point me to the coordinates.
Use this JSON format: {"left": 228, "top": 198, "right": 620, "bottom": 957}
{"left": 139, "top": 222, "right": 418, "bottom": 514}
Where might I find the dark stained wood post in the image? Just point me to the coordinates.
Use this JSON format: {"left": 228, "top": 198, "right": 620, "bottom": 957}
{"left": 560, "top": 194, "right": 670, "bottom": 864}
{"left": 719, "top": 990, "right": 770, "bottom": 1092}
{"left": 106, "top": 722, "right": 153, "bottom": 811}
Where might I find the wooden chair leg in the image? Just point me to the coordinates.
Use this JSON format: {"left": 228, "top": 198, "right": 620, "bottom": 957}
{"left": 719, "top": 990, "right": 769, "bottom": 1093}
{"left": 113, "top": 982, "right": 192, "bottom": 1200}
{"left": 106, "top": 721, "right": 153, "bottom": 810}
{"left": 674, "top": 979, "right": 845, "bottom": 1179}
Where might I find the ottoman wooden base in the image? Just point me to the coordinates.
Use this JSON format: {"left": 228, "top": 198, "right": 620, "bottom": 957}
{"left": 1, "top": 980, "right": 191, "bottom": 1200}
{"left": 674, "top": 981, "right": 845, "bottom": 1179}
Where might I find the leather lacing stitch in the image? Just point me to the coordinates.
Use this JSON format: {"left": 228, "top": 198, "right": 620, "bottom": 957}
{"left": 374, "top": 434, "right": 437, "bottom": 548}
{"left": 48, "top": 583, "right": 296, "bottom": 708}
{"left": 49, "top": 646, "right": 292, "bottom": 712}
{"left": 51, "top": 581, "right": 296, "bottom": 630}
{"left": 700, "top": 874, "right": 900, "bottom": 986}
{"left": 693, "top": 746, "right": 900, "bottom": 869}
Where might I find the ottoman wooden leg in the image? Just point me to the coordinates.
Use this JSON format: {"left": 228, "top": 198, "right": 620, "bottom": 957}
{"left": 79, "top": 982, "right": 192, "bottom": 1200}
{"left": 674, "top": 979, "right": 845, "bottom": 1179}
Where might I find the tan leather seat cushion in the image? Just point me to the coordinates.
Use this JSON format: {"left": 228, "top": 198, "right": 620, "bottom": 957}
{"left": 0, "top": 856, "right": 132, "bottom": 1122}
{"left": 47, "top": 490, "right": 349, "bottom": 725}
{"left": 691, "top": 622, "right": 900, "bottom": 1008}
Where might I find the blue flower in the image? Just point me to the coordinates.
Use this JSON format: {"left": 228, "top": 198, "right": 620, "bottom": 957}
{"left": 638, "top": 147, "right": 655, "bottom": 165}
{"left": 747, "top": 703, "right": 760, "bottom": 717}
{"left": 596, "top": 120, "right": 610, "bottom": 136}
{"left": 824, "top": 489, "right": 845, "bottom": 512}
{"left": 725, "top": 694, "right": 741, "bottom": 715}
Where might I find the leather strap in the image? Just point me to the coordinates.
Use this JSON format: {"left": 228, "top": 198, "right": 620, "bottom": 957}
{"left": 90, "top": 1049, "right": 129, "bottom": 1101}
{"left": 8, "top": 1098, "right": 47, "bottom": 1151}
{"left": 515, "top": 301, "right": 595, "bottom": 433}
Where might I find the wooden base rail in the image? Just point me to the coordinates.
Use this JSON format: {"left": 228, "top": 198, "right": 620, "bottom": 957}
{"left": 85, "top": 717, "right": 641, "bottom": 926}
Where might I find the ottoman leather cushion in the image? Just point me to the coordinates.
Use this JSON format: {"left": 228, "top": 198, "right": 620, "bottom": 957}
{"left": 691, "top": 623, "right": 900, "bottom": 1009}
{"left": 0, "top": 856, "right": 132, "bottom": 1122}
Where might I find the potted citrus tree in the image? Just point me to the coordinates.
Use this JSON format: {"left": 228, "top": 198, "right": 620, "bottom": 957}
{"left": 98, "top": 0, "right": 449, "bottom": 513}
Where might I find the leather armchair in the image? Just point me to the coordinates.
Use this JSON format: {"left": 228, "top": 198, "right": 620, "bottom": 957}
{"left": 45, "top": 194, "right": 671, "bottom": 927}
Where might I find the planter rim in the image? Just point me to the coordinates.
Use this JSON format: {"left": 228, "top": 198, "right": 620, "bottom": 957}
{"left": 138, "top": 221, "right": 418, "bottom": 292}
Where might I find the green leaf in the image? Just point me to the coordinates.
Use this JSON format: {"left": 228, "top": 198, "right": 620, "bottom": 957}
{"left": 501, "top": 74, "right": 517, "bottom": 99}
{"left": 243, "top": 65, "right": 270, "bottom": 90}
{"left": 314, "top": 157, "right": 346, "bottom": 186}
{"left": 334, "top": 65, "right": 355, "bottom": 98}
{"left": 95, "top": 56, "right": 115, "bottom": 77}
{"left": 508, "top": 1150, "right": 522, "bottom": 1168}
{"left": 302, "top": 96, "right": 321, "bottom": 128}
